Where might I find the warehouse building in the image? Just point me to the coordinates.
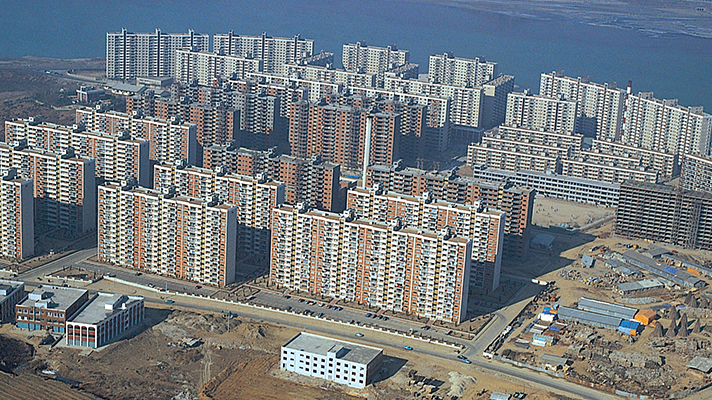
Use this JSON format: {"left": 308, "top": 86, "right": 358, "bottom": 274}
{"left": 622, "top": 251, "right": 705, "bottom": 288}
{"left": 66, "top": 293, "right": 144, "bottom": 348}
{"left": 617, "top": 279, "right": 665, "bottom": 296}
{"left": 557, "top": 306, "right": 622, "bottom": 329}
{"left": 604, "top": 259, "right": 642, "bottom": 278}
{"left": 281, "top": 332, "right": 383, "bottom": 388}
{"left": 0, "top": 280, "right": 25, "bottom": 323}
{"left": 577, "top": 298, "right": 638, "bottom": 320}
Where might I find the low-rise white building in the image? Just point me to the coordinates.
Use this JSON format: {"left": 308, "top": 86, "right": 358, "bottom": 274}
{"left": 281, "top": 332, "right": 383, "bottom": 388}
{"left": 66, "top": 293, "right": 144, "bottom": 348}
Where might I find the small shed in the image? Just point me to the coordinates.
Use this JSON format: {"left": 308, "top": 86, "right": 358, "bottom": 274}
{"left": 530, "top": 234, "right": 555, "bottom": 250}
{"left": 687, "top": 356, "right": 712, "bottom": 373}
{"left": 490, "top": 392, "right": 511, "bottom": 400}
{"left": 581, "top": 254, "right": 595, "bottom": 268}
{"left": 634, "top": 309, "right": 657, "bottom": 325}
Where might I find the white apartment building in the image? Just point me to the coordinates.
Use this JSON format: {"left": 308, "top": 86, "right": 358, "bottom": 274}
{"left": 590, "top": 139, "right": 679, "bottom": 178}
{"left": 281, "top": 332, "right": 383, "bottom": 389}
{"left": 682, "top": 154, "right": 712, "bottom": 194}
{"left": 622, "top": 92, "right": 712, "bottom": 157}
{"left": 270, "top": 203, "right": 472, "bottom": 323}
{"left": 342, "top": 42, "right": 409, "bottom": 84}
{"left": 106, "top": 28, "right": 209, "bottom": 79}
{"left": 495, "top": 125, "right": 583, "bottom": 149}
{"left": 281, "top": 64, "right": 376, "bottom": 88}
{"left": 560, "top": 157, "right": 658, "bottom": 184}
{"left": 98, "top": 182, "right": 237, "bottom": 287}
{"left": 213, "top": 31, "right": 314, "bottom": 74}
{"left": 175, "top": 49, "right": 263, "bottom": 86}
{"left": 539, "top": 71, "right": 626, "bottom": 141}
{"left": 505, "top": 91, "right": 578, "bottom": 135}
{"left": 428, "top": 52, "right": 498, "bottom": 87}
{"left": 0, "top": 170, "right": 33, "bottom": 260}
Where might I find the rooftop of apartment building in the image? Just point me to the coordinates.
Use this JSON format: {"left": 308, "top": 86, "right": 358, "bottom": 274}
{"left": 17, "top": 285, "right": 87, "bottom": 312}
{"left": 71, "top": 293, "right": 143, "bottom": 325}
{"left": 283, "top": 332, "right": 382, "bottom": 365}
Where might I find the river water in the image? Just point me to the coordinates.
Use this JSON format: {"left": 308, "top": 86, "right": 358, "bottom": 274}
{"left": 2, "top": 0, "right": 711, "bottom": 109}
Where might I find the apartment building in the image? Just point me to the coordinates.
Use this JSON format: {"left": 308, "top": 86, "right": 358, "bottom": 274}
{"left": 5, "top": 118, "right": 151, "bottom": 186}
{"left": 0, "top": 280, "right": 25, "bottom": 323}
{"left": 505, "top": 91, "right": 578, "bottom": 134}
{"left": 76, "top": 109, "right": 198, "bottom": 166}
{"left": 467, "top": 136, "right": 567, "bottom": 174}
{"left": 682, "top": 154, "right": 712, "bottom": 194}
{"left": 622, "top": 92, "right": 712, "bottom": 157}
{"left": 201, "top": 144, "right": 343, "bottom": 212}
{"left": 616, "top": 181, "right": 712, "bottom": 251}
{"left": 495, "top": 125, "right": 584, "bottom": 149}
{"left": 482, "top": 75, "right": 516, "bottom": 129}
{"left": 590, "top": 140, "right": 679, "bottom": 179}
{"left": 98, "top": 182, "right": 237, "bottom": 287}
{"left": 288, "top": 100, "right": 400, "bottom": 170}
{"left": 281, "top": 332, "right": 383, "bottom": 389}
{"left": 282, "top": 64, "right": 376, "bottom": 88}
{"left": 213, "top": 32, "right": 314, "bottom": 74}
{"left": 560, "top": 157, "right": 658, "bottom": 184}
{"left": 106, "top": 28, "right": 209, "bottom": 80}
{"left": 342, "top": 42, "right": 409, "bottom": 85}
{"left": 347, "top": 186, "right": 505, "bottom": 291}
{"left": 174, "top": 49, "right": 263, "bottom": 85}
{"left": 0, "top": 144, "right": 96, "bottom": 234}
{"left": 154, "top": 160, "right": 285, "bottom": 257}
{"left": 365, "top": 161, "right": 534, "bottom": 260}
{"left": 66, "top": 293, "right": 144, "bottom": 348}
{"left": 0, "top": 169, "right": 34, "bottom": 259}
{"left": 270, "top": 203, "right": 472, "bottom": 323}
{"left": 428, "top": 52, "right": 498, "bottom": 87}
{"left": 15, "top": 286, "right": 90, "bottom": 332}
{"left": 471, "top": 164, "right": 620, "bottom": 207}
{"left": 539, "top": 71, "right": 626, "bottom": 141}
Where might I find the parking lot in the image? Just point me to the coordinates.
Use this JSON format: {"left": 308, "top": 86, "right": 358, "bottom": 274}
{"left": 249, "top": 290, "right": 460, "bottom": 344}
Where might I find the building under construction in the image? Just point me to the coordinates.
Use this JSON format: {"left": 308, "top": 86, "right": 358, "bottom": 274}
{"left": 616, "top": 181, "right": 712, "bottom": 250}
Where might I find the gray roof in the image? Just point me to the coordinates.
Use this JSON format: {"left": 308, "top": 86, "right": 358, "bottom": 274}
{"left": 18, "top": 286, "right": 86, "bottom": 312}
{"left": 0, "top": 279, "right": 24, "bottom": 300}
{"left": 541, "top": 354, "right": 568, "bottom": 366}
{"left": 622, "top": 250, "right": 705, "bottom": 288}
{"left": 71, "top": 293, "right": 143, "bottom": 325}
{"left": 531, "top": 233, "right": 555, "bottom": 247}
{"left": 687, "top": 356, "right": 712, "bottom": 373}
{"left": 661, "top": 254, "right": 712, "bottom": 277}
{"left": 644, "top": 245, "right": 671, "bottom": 258}
{"left": 490, "top": 392, "right": 511, "bottom": 400}
{"left": 578, "top": 298, "right": 638, "bottom": 320}
{"left": 283, "top": 332, "right": 382, "bottom": 365}
{"left": 617, "top": 279, "right": 664, "bottom": 293}
{"left": 558, "top": 306, "right": 622, "bottom": 328}
{"left": 605, "top": 259, "right": 641, "bottom": 276}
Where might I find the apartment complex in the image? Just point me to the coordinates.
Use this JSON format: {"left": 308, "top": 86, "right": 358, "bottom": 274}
{"left": 15, "top": 286, "right": 90, "bottom": 332}
{"left": 106, "top": 28, "right": 210, "bottom": 79}
{"left": 471, "top": 164, "right": 620, "bottom": 207}
{"left": 505, "top": 91, "right": 578, "bottom": 134}
{"left": 0, "top": 144, "right": 96, "bottom": 234}
{"left": 154, "top": 160, "right": 285, "bottom": 257}
{"left": 616, "top": 181, "right": 712, "bottom": 251}
{"left": 213, "top": 32, "right": 314, "bottom": 74}
{"left": 682, "top": 154, "right": 712, "bottom": 194}
{"left": 539, "top": 71, "right": 626, "bottom": 141}
{"left": 622, "top": 92, "right": 712, "bottom": 157}
{"left": 428, "top": 52, "right": 498, "bottom": 87}
{"left": 366, "top": 161, "right": 534, "bottom": 260}
{"left": 0, "top": 280, "right": 25, "bottom": 323}
{"left": 342, "top": 42, "right": 410, "bottom": 84}
{"left": 347, "top": 186, "right": 505, "bottom": 291}
{"left": 98, "top": 182, "right": 237, "bottom": 286}
{"left": 281, "top": 332, "right": 383, "bottom": 389}
{"left": 0, "top": 170, "right": 34, "bottom": 259}
{"left": 467, "top": 135, "right": 567, "bottom": 174}
{"left": 271, "top": 203, "right": 472, "bottom": 323}
{"left": 590, "top": 140, "right": 678, "bottom": 179}
{"left": 66, "top": 293, "right": 144, "bottom": 348}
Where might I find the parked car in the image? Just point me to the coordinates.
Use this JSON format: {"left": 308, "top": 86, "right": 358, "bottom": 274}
{"left": 457, "top": 355, "right": 467, "bottom": 360}
{"left": 365, "top": 313, "right": 372, "bottom": 318}
{"left": 165, "top": 299, "right": 175, "bottom": 304}
{"left": 355, "top": 333, "right": 364, "bottom": 337}
{"left": 403, "top": 346, "right": 413, "bottom": 350}
{"left": 461, "top": 359, "right": 472, "bottom": 364}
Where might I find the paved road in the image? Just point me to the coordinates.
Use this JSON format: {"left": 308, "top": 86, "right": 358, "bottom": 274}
{"left": 18, "top": 248, "right": 97, "bottom": 281}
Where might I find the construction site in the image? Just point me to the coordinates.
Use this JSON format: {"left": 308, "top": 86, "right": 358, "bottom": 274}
{"left": 488, "top": 196, "right": 712, "bottom": 398}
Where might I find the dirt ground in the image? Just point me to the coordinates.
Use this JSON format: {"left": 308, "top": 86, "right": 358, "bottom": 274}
{"left": 532, "top": 197, "right": 614, "bottom": 229}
